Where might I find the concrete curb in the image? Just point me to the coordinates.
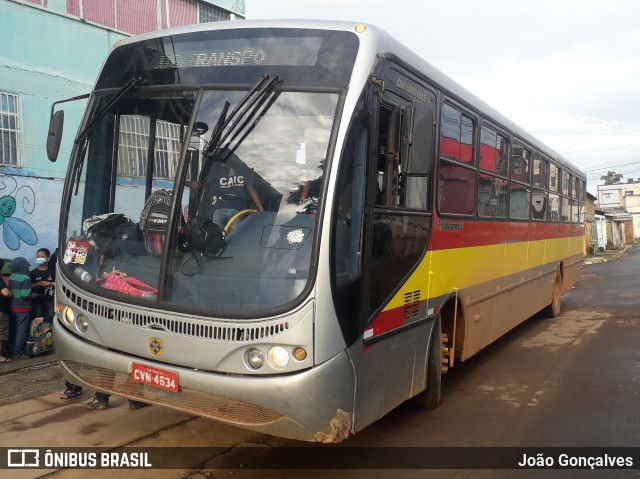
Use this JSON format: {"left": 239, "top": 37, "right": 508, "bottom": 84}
{"left": 583, "top": 245, "right": 630, "bottom": 265}
{"left": 0, "top": 351, "right": 57, "bottom": 376}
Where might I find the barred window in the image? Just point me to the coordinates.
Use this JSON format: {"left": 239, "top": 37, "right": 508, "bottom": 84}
{"left": 199, "top": 2, "right": 231, "bottom": 23}
{"left": 0, "top": 92, "right": 21, "bottom": 167}
{"left": 117, "top": 115, "right": 183, "bottom": 179}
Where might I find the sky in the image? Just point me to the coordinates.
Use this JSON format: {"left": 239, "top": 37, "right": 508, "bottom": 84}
{"left": 244, "top": 0, "right": 640, "bottom": 195}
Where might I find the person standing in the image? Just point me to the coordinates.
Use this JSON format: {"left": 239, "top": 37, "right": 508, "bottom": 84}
{"left": 86, "top": 392, "right": 149, "bottom": 410}
{"left": 8, "top": 257, "right": 33, "bottom": 359}
{"left": 29, "top": 248, "right": 55, "bottom": 322}
{"left": 0, "top": 259, "right": 13, "bottom": 363}
{"left": 59, "top": 380, "right": 83, "bottom": 400}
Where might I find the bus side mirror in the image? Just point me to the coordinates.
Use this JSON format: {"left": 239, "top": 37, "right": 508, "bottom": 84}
{"left": 46, "top": 110, "right": 64, "bottom": 162}
{"left": 401, "top": 104, "right": 433, "bottom": 175}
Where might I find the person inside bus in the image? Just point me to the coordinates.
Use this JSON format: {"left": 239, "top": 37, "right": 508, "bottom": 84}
{"left": 186, "top": 148, "right": 264, "bottom": 228}
{"left": 287, "top": 160, "right": 324, "bottom": 214}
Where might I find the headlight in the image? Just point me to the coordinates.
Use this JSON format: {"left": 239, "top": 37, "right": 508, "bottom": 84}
{"left": 267, "top": 346, "right": 289, "bottom": 369}
{"left": 246, "top": 348, "right": 264, "bottom": 369}
{"left": 63, "top": 306, "right": 75, "bottom": 324}
{"left": 76, "top": 315, "right": 89, "bottom": 333}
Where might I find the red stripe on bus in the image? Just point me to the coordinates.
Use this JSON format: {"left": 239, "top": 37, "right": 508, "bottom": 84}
{"left": 430, "top": 220, "right": 583, "bottom": 250}
{"left": 364, "top": 302, "right": 423, "bottom": 346}
{"left": 367, "top": 306, "right": 404, "bottom": 335}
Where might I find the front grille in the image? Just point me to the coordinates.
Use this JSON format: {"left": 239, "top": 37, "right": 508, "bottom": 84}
{"left": 61, "top": 284, "right": 289, "bottom": 342}
{"left": 64, "top": 360, "right": 284, "bottom": 425}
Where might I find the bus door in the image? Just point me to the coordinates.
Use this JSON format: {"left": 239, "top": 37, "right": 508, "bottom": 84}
{"left": 351, "top": 65, "right": 436, "bottom": 430}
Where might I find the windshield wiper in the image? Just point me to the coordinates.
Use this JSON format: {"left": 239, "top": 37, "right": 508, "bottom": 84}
{"left": 206, "top": 100, "right": 230, "bottom": 156}
{"left": 75, "top": 77, "right": 146, "bottom": 146}
{"left": 73, "top": 77, "right": 146, "bottom": 194}
{"left": 202, "top": 74, "right": 279, "bottom": 160}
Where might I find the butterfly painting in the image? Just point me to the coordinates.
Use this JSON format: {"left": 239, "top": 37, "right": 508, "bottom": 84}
{"left": 0, "top": 176, "right": 37, "bottom": 251}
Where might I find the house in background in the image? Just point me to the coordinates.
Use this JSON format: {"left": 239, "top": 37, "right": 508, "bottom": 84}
{"left": 0, "top": 0, "right": 244, "bottom": 259}
{"left": 584, "top": 191, "right": 597, "bottom": 255}
{"left": 596, "top": 179, "right": 640, "bottom": 248}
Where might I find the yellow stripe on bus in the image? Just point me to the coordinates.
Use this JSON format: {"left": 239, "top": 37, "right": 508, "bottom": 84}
{"left": 382, "top": 237, "right": 582, "bottom": 311}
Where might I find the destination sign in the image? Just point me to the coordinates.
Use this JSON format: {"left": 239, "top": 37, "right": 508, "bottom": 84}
{"left": 150, "top": 37, "right": 324, "bottom": 69}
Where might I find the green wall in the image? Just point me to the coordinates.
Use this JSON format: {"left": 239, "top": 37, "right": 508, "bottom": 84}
{"left": 0, "top": 0, "right": 127, "bottom": 179}
{"left": 0, "top": 0, "right": 127, "bottom": 257}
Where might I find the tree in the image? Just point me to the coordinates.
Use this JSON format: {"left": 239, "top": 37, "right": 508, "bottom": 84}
{"left": 600, "top": 171, "right": 623, "bottom": 185}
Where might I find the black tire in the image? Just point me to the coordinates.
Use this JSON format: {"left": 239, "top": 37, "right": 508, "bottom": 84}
{"left": 413, "top": 317, "right": 442, "bottom": 408}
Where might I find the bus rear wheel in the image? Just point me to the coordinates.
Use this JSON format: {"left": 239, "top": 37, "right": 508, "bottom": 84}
{"left": 413, "top": 317, "right": 443, "bottom": 409}
{"left": 542, "top": 271, "right": 562, "bottom": 318}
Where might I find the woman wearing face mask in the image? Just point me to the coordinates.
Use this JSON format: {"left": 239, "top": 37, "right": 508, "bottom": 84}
{"left": 29, "top": 248, "right": 55, "bottom": 322}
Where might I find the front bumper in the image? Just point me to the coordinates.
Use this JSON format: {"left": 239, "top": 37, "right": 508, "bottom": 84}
{"left": 54, "top": 316, "right": 355, "bottom": 442}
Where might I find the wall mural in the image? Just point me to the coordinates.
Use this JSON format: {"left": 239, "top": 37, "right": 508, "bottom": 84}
{"left": 0, "top": 175, "right": 37, "bottom": 251}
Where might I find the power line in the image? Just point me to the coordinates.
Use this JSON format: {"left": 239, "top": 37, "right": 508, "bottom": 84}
{"left": 611, "top": 126, "right": 640, "bottom": 136}
{"left": 584, "top": 162, "right": 640, "bottom": 174}
{"left": 582, "top": 156, "right": 640, "bottom": 173}
{"left": 557, "top": 124, "right": 640, "bottom": 155}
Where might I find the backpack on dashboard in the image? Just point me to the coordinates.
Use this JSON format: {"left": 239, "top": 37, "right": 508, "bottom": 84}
{"left": 139, "top": 189, "right": 173, "bottom": 256}
{"left": 83, "top": 213, "right": 132, "bottom": 257}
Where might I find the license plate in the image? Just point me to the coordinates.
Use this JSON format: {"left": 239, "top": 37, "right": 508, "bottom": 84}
{"left": 131, "top": 362, "right": 179, "bottom": 392}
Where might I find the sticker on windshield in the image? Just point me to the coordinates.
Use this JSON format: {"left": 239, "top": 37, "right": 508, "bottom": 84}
{"left": 287, "top": 229, "right": 305, "bottom": 244}
{"left": 262, "top": 225, "right": 310, "bottom": 250}
{"left": 64, "top": 241, "right": 90, "bottom": 265}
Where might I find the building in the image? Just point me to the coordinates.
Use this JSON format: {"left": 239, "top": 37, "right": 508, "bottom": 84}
{"left": 596, "top": 178, "right": 640, "bottom": 247}
{"left": 584, "top": 191, "right": 597, "bottom": 255}
{"left": 0, "top": 0, "right": 244, "bottom": 258}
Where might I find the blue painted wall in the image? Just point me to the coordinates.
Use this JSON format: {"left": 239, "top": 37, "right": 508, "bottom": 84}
{"left": 0, "top": 0, "right": 245, "bottom": 261}
{"left": 0, "top": 0, "right": 128, "bottom": 260}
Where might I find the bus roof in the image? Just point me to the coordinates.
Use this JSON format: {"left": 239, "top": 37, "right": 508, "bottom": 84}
{"left": 109, "top": 19, "right": 584, "bottom": 178}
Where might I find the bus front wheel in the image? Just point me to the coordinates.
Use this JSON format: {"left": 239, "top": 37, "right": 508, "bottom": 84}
{"left": 413, "top": 317, "right": 443, "bottom": 409}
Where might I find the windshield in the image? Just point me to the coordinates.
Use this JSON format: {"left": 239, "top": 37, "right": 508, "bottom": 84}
{"left": 62, "top": 87, "right": 338, "bottom": 315}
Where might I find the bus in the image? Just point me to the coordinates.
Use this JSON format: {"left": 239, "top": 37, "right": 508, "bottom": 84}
{"left": 47, "top": 19, "right": 585, "bottom": 443}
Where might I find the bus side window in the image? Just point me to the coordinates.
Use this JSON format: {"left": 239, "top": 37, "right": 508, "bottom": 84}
{"left": 531, "top": 154, "right": 549, "bottom": 220}
{"left": 438, "top": 161, "right": 476, "bottom": 215}
{"left": 437, "top": 104, "right": 476, "bottom": 216}
{"left": 400, "top": 98, "right": 434, "bottom": 211}
{"left": 375, "top": 86, "right": 437, "bottom": 210}
{"left": 511, "top": 143, "right": 531, "bottom": 183}
{"left": 375, "top": 105, "right": 399, "bottom": 208}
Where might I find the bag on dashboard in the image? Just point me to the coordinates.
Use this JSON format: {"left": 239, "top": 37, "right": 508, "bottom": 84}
{"left": 179, "top": 216, "right": 227, "bottom": 276}
{"left": 187, "top": 216, "right": 226, "bottom": 257}
{"left": 140, "top": 189, "right": 174, "bottom": 256}
{"left": 83, "top": 213, "right": 132, "bottom": 255}
{"left": 113, "top": 222, "right": 144, "bottom": 256}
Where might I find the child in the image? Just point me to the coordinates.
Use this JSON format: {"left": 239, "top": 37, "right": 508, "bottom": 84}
{"left": 8, "top": 257, "right": 33, "bottom": 359}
